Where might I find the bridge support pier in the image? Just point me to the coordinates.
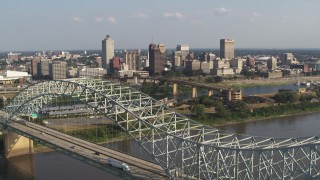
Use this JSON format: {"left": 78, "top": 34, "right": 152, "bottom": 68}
{"left": 207, "top": 89, "right": 213, "bottom": 97}
{"left": 3, "top": 129, "right": 33, "bottom": 158}
{"left": 173, "top": 83, "right": 178, "bottom": 95}
{"left": 192, "top": 87, "right": 197, "bottom": 98}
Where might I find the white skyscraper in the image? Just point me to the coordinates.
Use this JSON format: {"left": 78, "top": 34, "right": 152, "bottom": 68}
{"left": 102, "top": 35, "right": 115, "bottom": 71}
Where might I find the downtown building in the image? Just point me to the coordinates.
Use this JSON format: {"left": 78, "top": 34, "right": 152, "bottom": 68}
{"left": 220, "top": 39, "right": 235, "bottom": 60}
{"left": 267, "top": 57, "right": 278, "bottom": 70}
{"left": 31, "top": 57, "right": 40, "bottom": 77}
{"left": 37, "top": 59, "right": 52, "bottom": 79}
{"left": 149, "top": 43, "right": 166, "bottom": 76}
{"left": 78, "top": 68, "right": 106, "bottom": 78}
{"left": 172, "top": 44, "right": 189, "bottom": 68}
{"left": 50, "top": 61, "right": 67, "bottom": 80}
{"left": 102, "top": 35, "right": 114, "bottom": 71}
{"left": 124, "top": 49, "right": 140, "bottom": 71}
{"left": 280, "top": 53, "right": 299, "bottom": 65}
{"left": 7, "top": 52, "right": 19, "bottom": 61}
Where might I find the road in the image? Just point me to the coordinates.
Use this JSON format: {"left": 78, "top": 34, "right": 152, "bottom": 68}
{"left": 1, "top": 118, "right": 169, "bottom": 180}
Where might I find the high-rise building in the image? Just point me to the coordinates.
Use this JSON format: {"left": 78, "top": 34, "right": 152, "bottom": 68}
{"left": 149, "top": 43, "right": 166, "bottom": 75}
{"left": 172, "top": 44, "right": 190, "bottom": 68}
{"left": 124, "top": 50, "right": 140, "bottom": 71}
{"left": 110, "top": 57, "right": 121, "bottom": 73}
{"left": 50, "top": 61, "right": 66, "bottom": 80}
{"left": 38, "top": 59, "right": 51, "bottom": 79}
{"left": 220, "top": 39, "right": 235, "bottom": 59}
{"left": 102, "top": 35, "right": 114, "bottom": 71}
{"left": 31, "top": 57, "right": 40, "bottom": 77}
{"left": 267, "top": 57, "right": 277, "bottom": 70}
{"left": 246, "top": 56, "right": 255, "bottom": 67}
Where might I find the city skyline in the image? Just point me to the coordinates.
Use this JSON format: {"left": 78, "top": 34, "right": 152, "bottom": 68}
{"left": 1, "top": 0, "right": 320, "bottom": 51}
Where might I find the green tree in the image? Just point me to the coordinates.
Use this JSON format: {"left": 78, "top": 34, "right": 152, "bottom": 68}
{"left": 274, "top": 91, "right": 299, "bottom": 103}
{"left": 191, "top": 104, "right": 205, "bottom": 117}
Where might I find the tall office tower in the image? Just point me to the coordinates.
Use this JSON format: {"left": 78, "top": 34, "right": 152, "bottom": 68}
{"left": 124, "top": 50, "right": 140, "bottom": 71}
{"left": 149, "top": 43, "right": 166, "bottom": 75}
{"left": 267, "top": 57, "right": 277, "bottom": 70}
{"left": 220, "top": 39, "right": 235, "bottom": 59}
{"left": 31, "top": 57, "right": 40, "bottom": 77}
{"left": 102, "top": 35, "right": 115, "bottom": 71}
{"left": 172, "top": 44, "right": 190, "bottom": 68}
{"left": 38, "top": 59, "right": 51, "bottom": 79}
{"left": 50, "top": 61, "right": 66, "bottom": 80}
{"left": 172, "top": 51, "right": 182, "bottom": 67}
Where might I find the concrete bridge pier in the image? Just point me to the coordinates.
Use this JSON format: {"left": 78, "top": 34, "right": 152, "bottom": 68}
{"left": 173, "top": 83, "right": 178, "bottom": 95}
{"left": 207, "top": 89, "right": 213, "bottom": 97}
{"left": 192, "top": 87, "right": 198, "bottom": 98}
{"left": 3, "top": 129, "right": 33, "bottom": 158}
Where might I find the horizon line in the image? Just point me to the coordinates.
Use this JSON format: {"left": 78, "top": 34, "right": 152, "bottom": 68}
{"left": 1, "top": 47, "right": 320, "bottom": 53}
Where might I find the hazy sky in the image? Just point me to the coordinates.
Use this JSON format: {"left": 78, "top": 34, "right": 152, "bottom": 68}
{"left": 1, "top": 0, "right": 320, "bottom": 51}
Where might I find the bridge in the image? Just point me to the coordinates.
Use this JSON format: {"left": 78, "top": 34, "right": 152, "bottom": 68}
{"left": 1, "top": 78, "right": 320, "bottom": 179}
{"left": 109, "top": 76, "right": 241, "bottom": 100}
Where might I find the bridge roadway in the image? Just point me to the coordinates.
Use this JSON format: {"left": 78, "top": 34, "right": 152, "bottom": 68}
{"left": 2, "top": 119, "right": 169, "bottom": 180}
{"left": 110, "top": 76, "right": 231, "bottom": 92}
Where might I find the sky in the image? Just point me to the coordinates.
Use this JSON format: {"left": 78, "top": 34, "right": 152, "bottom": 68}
{"left": 1, "top": 0, "right": 320, "bottom": 51}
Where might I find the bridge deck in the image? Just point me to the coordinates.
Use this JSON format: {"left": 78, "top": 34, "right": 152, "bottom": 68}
{"left": 4, "top": 120, "right": 168, "bottom": 180}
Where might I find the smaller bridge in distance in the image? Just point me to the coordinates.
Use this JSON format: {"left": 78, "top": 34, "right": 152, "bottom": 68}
{"left": 108, "top": 76, "right": 242, "bottom": 100}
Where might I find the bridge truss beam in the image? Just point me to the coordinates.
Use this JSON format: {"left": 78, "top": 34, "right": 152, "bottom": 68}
{"left": 4, "top": 78, "right": 320, "bottom": 179}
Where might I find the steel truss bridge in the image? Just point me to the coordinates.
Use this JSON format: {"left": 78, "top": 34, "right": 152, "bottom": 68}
{"left": 2, "top": 78, "right": 320, "bottom": 179}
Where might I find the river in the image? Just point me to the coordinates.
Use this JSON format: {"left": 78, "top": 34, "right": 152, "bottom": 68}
{"left": 0, "top": 84, "right": 313, "bottom": 180}
{"left": 0, "top": 151, "right": 122, "bottom": 180}
{"left": 241, "top": 83, "right": 298, "bottom": 96}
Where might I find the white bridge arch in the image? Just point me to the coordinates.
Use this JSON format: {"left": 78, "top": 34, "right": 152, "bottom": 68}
{"left": 5, "top": 78, "right": 320, "bottom": 179}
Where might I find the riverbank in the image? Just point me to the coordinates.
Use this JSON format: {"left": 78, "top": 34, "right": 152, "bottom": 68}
{"left": 212, "top": 75, "right": 320, "bottom": 88}
{"left": 198, "top": 105, "right": 320, "bottom": 128}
